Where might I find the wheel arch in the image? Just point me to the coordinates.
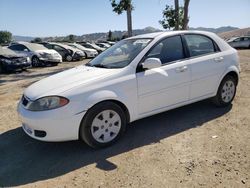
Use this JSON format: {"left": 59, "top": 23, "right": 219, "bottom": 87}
{"left": 78, "top": 98, "right": 131, "bottom": 140}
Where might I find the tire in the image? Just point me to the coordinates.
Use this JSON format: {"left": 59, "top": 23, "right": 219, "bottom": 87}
{"left": 0, "top": 63, "right": 3, "bottom": 73}
{"left": 51, "top": 62, "right": 58, "bottom": 66}
{"left": 84, "top": 52, "right": 88, "bottom": 59}
{"left": 66, "top": 55, "right": 73, "bottom": 62}
{"left": 31, "top": 56, "right": 40, "bottom": 67}
{"left": 79, "top": 101, "right": 127, "bottom": 148}
{"left": 212, "top": 75, "right": 237, "bottom": 107}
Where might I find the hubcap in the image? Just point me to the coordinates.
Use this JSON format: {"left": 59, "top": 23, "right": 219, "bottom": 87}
{"left": 66, "top": 55, "right": 72, "bottom": 61}
{"left": 221, "top": 80, "right": 235, "bottom": 103}
{"left": 91, "top": 110, "right": 121, "bottom": 143}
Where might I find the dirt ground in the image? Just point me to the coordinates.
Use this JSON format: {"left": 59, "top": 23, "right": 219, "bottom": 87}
{"left": 0, "top": 51, "right": 249, "bottom": 188}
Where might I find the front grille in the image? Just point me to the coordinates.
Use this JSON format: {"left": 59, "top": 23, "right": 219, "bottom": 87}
{"left": 22, "top": 95, "right": 29, "bottom": 107}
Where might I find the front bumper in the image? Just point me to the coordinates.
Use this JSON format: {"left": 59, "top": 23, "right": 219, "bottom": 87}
{"left": 88, "top": 53, "right": 98, "bottom": 58}
{"left": 73, "top": 53, "right": 85, "bottom": 60}
{"left": 17, "top": 101, "right": 85, "bottom": 142}
{"left": 4, "top": 62, "right": 31, "bottom": 71}
{"left": 39, "top": 57, "right": 62, "bottom": 63}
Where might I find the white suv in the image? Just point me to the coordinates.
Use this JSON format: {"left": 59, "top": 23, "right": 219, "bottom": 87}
{"left": 18, "top": 31, "right": 240, "bottom": 148}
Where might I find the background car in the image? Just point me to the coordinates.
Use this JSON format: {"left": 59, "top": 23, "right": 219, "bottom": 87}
{"left": 8, "top": 42, "right": 62, "bottom": 67}
{"left": 18, "top": 31, "right": 240, "bottom": 148}
{"left": 77, "top": 42, "right": 105, "bottom": 54}
{"left": 95, "top": 42, "right": 111, "bottom": 49}
{"left": 227, "top": 36, "right": 250, "bottom": 49}
{"left": 0, "top": 46, "right": 31, "bottom": 73}
{"left": 40, "top": 42, "right": 85, "bottom": 61}
{"left": 67, "top": 43, "right": 98, "bottom": 58}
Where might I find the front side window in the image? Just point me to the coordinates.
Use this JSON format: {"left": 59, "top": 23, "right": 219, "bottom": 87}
{"left": 53, "top": 45, "right": 65, "bottom": 51}
{"left": 145, "top": 35, "right": 184, "bottom": 64}
{"left": 184, "top": 34, "right": 216, "bottom": 57}
{"left": 86, "top": 38, "right": 152, "bottom": 68}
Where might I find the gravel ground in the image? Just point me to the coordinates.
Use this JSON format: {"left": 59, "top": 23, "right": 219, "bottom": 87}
{"left": 0, "top": 51, "right": 249, "bottom": 188}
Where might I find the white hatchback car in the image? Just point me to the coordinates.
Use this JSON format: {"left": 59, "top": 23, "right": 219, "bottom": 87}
{"left": 18, "top": 31, "right": 240, "bottom": 148}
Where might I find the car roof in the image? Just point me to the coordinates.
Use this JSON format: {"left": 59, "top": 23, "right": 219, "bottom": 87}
{"left": 128, "top": 30, "right": 218, "bottom": 40}
{"left": 12, "top": 41, "right": 47, "bottom": 51}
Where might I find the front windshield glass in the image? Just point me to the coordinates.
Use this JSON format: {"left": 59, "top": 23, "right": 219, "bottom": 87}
{"left": 86, "top": 38, "right": 152, "bottom": 68}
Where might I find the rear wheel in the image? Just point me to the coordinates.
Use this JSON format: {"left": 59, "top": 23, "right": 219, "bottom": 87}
{"left": 66, "top": 55, "right": 73, "bottom": 62}
{"left": 79, "top": 101, "right": 127, "bottom": 148}
{"left": 31, "top": 56, "right": 40, "bottom": 67}
{"left": 212, "top": 75, "right": 237, "bottom": 107}
{"left": 84, "top": 52, "right": 88, "bottom": 59}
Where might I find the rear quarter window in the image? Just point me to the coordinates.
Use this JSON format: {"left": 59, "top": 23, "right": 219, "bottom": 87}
{"left": 184, "top": 34, "right": 218, "bottom": 57}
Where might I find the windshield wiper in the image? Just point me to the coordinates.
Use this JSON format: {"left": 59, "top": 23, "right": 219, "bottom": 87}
{"left": 92, "top": 64, "right": 109, "bottom": 68}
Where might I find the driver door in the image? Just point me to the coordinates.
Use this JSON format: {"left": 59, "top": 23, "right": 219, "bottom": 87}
{"left": 136, "top": 35, "right": 191, "bottom": 115}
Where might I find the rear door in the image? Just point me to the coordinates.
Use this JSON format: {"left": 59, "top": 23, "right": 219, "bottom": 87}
{"left": 183, "top": 34, "right": 225, "bottom": 99}
{"left": 136, "top": 35, "right": 191, "bottom": 115}
{"left": 53, "top": 45, "right": 67, "bottom": 58}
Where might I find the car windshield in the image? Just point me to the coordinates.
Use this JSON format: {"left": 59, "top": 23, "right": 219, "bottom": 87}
{"left": 86, "top": 38, "right": 152, "bottom": 69}
{"left": 227, "top": 37, "right": 238, "bottom": 42}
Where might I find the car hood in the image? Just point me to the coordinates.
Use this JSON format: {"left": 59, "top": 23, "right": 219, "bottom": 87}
{"left": 24, "top": 65, "right": 117, "bottom": 100}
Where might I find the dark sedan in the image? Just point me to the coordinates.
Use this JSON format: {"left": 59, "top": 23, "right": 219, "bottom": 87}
{"left": 0, "top": 46, "right": 31, "bottom": 73}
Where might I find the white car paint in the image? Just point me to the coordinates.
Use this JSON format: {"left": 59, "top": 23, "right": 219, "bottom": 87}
{"left": 18, "top": 31, "right": 240, "bottom": 142}
{"left": 68, "top": 43, "right": 98, "bottom": 58}
{"left": 8, "top": 42, "right": 62, "bottom": 63}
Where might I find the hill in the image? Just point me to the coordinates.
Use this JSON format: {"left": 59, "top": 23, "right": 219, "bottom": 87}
{"left": 189, "top": 26, "right": 238, "bottom": 33}
{"left": 12, "top": 35, "right": 35, "bottom": 42}
{"left": 13, "top": 26, "right": 242, "bottom": 42}
{"left": 218, "top": 27, "right": 250, "bottom": 39}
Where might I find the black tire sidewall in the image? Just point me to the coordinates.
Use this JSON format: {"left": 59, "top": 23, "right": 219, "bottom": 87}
{"left": 32, "top": 56, "right": 40, "bottom": 67}
{"left": 80, "top": 102, "right": 127, "bottom": 148}
{"left": 215, "top": 75, "right": 237, "bottom": 106}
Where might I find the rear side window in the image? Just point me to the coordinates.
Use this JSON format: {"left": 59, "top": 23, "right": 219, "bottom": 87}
{"left": 184, "top": 34, "right": 217, "bottom": 57}
{"left": 146, "top": 35, "right": 184, "bottom": 64}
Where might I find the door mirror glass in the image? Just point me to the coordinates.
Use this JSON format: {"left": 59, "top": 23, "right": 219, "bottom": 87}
{"left": 142, "top": 58, "right": 162, "bottom": 70}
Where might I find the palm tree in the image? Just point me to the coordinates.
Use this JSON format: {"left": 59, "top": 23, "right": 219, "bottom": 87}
{"left": 183, "top": 0, "right": 190, "bottom": 30}
{"left": 110, "top": 0, "right": 133, "bottom": 37}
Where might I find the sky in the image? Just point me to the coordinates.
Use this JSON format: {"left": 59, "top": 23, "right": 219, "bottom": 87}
{"left": 0, "top": 0, "right": 249, "bottom": 37}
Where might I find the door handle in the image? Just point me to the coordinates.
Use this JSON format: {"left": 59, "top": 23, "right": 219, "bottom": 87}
{"left": 214, "top": 57, "right": 224, "bottom": 63}
{"left": 176, "top": 65, "right": 188, "bottom": 73}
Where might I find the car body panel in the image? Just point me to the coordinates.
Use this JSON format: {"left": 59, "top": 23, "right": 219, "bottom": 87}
{"left": 18, "top": 31, "right": 240, "bottom": 141}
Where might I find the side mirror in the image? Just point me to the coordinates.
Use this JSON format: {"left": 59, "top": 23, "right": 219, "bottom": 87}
{"left": 142, "top": 58, "right": 162, "bottom": 70}
{"left": 24, "top": 49, "right": 29, "bottom": 52}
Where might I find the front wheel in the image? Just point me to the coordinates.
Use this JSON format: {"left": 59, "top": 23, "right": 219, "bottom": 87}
{"left": 79, "top": 101, "right": 127, "bottom": 148}
{"left": 212, "top": 75, "right": 237, "bottom": 107}
{"left": 31, "top": 56, "right": 40, "bottom": 67}
{"left": 65, "top": 55, "right": 73, "bottom": 62}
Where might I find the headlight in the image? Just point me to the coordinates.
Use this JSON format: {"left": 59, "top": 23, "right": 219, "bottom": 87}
{"left": 39, "top": 52, "right": 51, "bottom": 58}
{"left": 26, "top": 57, "right": 31, "bottom": 63}
{"left": 27, "top": 96, "right": 69, "bottom": 111}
